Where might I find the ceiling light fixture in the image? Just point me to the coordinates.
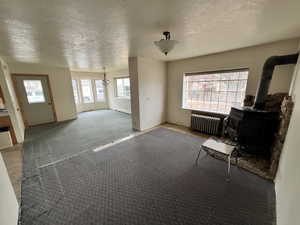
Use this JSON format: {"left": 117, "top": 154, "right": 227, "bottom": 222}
{"left": 154, "top": 31, "right": 178, "bottom": 56}
{"left": 102, "top": 67, "right": 110, "bottom": 86}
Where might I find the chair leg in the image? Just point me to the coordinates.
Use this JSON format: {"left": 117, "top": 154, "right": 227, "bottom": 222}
{"left": 235, "top": 148, "right": 240, "bottom": 168}
{"left": 195, "top": 147, "right": 202, "bottom": 165}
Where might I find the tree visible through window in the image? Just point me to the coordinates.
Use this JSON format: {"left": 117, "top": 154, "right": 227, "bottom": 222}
{"left": 116, "top": 77, "right": 130, "bottom": 98}
{"left": 182, "top": 69, "right": 249, "bottom": 114}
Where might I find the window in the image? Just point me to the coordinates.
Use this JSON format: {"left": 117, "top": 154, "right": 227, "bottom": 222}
{"left": 182, "top": 69, "right": 248, "bottom": 114}
{"left": 116, "top": 77, "right": 130, "bottom": 98}
{"left": 81, "top": 79, "right": 94, "bottom": 103}
{"left": 95, "top": 80, "right": 105, "bottom": 101}
{"left": 23, "top": 80, "right": 46, "bottom": 104}
{"left": 72, "top": 80, "right": 80, "bottom": 104}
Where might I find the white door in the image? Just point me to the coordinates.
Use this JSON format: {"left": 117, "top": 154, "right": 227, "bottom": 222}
{"left": 14, "top": 75, "right": 55, "bottom": 126}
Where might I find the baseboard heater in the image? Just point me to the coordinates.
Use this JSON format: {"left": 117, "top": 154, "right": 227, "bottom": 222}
{"left": 191, "top": 113, "right": 222, "bottom": 136}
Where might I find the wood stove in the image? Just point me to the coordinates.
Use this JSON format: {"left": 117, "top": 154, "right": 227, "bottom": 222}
{"left": 226, "top": 53, "right": 299, "bottom": 156}
{"left": 227, "top": 107, "right": 279, "bottom": 156}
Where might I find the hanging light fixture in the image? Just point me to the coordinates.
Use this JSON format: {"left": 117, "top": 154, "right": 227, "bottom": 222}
{"left": 154, "top": 31, "right": 178, "bottom": 55}
{"left": 102, "top": 67, "right": 110, "bottom": 86}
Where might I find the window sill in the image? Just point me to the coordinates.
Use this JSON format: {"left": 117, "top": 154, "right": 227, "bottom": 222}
{"left": 115, "top": 97, "right": 131, "bottom": 100}
{"left": 182, "top": 107, "right": 228, "bottom": 118}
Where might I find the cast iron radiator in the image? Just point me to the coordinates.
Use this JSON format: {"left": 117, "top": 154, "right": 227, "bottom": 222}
{"left": 191, "top": 114, "right": 221, "bottom": 135}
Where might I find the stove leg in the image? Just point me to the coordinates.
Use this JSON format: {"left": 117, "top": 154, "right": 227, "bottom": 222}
{"left": 226, "top": 154, "right": 231, "bottom": 182}
{"left": 195, "top": 146, "right": 202, "bottom": 165}
{"left": 235, "top": 151, "right": 239, "bottom": 166}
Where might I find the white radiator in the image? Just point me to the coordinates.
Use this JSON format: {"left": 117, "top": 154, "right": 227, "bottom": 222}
{"left": 191, "top": 114, "right": 221, "bottom": 135}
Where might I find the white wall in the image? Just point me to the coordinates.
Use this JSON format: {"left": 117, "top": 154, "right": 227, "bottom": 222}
{"left": 107, "top": 69, "right": 131, "bottom": 114}
{"left": 0, "top": 58, "right": 24, "bottom": 142}
{"left": 71, "top": 71, "right": 108, "bottom": 113}
{"left": 129, "top": 56, "right": 167, "bottom": 131}
{"left": 0, "top": 154, "right": 19, "bottom": 225}
{"left": 167, "top": 38, "right": 300, "bottom": 127}
{"left": 275, "top": 48, "right": 300, "bottom": 225}
{"left": 8, "top": 62, "right": 77, "bottom": 122}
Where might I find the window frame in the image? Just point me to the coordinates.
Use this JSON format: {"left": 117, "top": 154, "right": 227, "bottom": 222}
{"left": 115, "top": 76, "right": 131, "bottom": 99}
{"left": 72, "top": 79, "right": 80, "bottom": 104}
{"left": 23, "top": 79, "right": 46, "bottom": 104}
{"left": 182, "top": 68, "right": 249, "bottom": 115}
{"left": 94, "top": 79, "right": 105, "bottom": 102}
{"left": 80, "top": 79, "right": 95, "bottom": 104}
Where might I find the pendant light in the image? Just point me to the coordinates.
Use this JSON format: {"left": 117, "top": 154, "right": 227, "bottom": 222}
{"left": 154, "top": 31, "right": 178, "bottom": 55}
{"left": 102, "top": 67, "right": 110, "bottom": 86}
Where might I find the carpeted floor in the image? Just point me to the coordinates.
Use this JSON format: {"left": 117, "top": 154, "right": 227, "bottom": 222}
{"left": 22, "top": 110, "right": 134, "bottom": 177}
{"left": 20, "top": 111, "right": 275, "bottom": 225}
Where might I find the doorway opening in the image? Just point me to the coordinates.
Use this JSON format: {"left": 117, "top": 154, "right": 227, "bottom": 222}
{"left": 71, "top": 72, "right": 132, "bottom": 120}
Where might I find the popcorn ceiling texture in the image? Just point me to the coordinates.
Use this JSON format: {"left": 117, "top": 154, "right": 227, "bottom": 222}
{"left": 0, "top": 0, "right": 300, "bottom": 71}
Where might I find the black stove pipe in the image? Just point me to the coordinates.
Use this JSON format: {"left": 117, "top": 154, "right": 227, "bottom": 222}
{"left": 253, "top": 53, "right": 299, "bottom": 110}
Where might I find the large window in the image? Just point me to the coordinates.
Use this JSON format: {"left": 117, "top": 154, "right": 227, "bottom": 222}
{"left": 23, "top": 80, "right": 46, "bottom": 104}
{"left": 116, "top": 77, "right": 130, "bottom": 98}
{"left": 81, "top": 79, "right": 94, "bottom": 103}
{"left": 182, "top": 69, "right": 248, "bottom": 114}
{"left": 95, "top": 80, "right": 105, "bottom": 101}
{"left": 72, "top": 80, "right": 80, "bottom": 104}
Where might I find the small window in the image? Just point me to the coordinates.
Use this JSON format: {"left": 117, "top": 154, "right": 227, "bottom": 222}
{"left": 116, "top": 77, "right": 130, "bottom": 98}
{"left": 81, "top": 79, "right": 94, "bottom": 103}
{"left": 182, "top": 69, "right": 249, "bottom": 114}
{"left": 95, "top": 80, "right": 105, "bottom": 101}
{"left": 23, "top": 80, "right": 46, "bottom": 104}
{"left": 72, "top": 80, "right": 80, "bottom": 104}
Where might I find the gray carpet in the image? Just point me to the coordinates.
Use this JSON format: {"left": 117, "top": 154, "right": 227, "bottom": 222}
{"left": 20, "top": 113, "right": 275, "bottom": 225}
{"left": 22, "top": 110, "right": 134, "bottom": 177}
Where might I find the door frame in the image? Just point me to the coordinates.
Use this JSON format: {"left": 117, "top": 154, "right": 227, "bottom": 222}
{"left": 11, "top": 73, "right": 58, "bottom": 127}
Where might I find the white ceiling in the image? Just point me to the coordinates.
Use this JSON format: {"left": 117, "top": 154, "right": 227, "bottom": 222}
{"left": 0, "top": 0, "right": 299, "bottom": 72}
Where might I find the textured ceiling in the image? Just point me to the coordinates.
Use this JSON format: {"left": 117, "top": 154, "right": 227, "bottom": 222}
{"left": 0, "top": 0, "right": 299, "bottom": 72}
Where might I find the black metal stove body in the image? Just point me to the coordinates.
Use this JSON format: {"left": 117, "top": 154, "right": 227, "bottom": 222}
{"left": 227, "top": 107, "right": 279, "bottom": 155}
{"left": 226, "top": 53, "right": 299, "bottom": 156}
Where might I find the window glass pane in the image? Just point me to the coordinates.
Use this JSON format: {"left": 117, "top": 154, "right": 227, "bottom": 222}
{"left": 116, "top": 77, "right": 130, "bottom": 98}
{"left": 23, "top": 80, "right": 46, "bottom": 104}
{"left": 81, "top": 79, "right": 94, "bottom": 103}
{"left": 95, "top": 80, "right": 105, "bottom": 101}
{"left": 182, "top": 70, "right": 249, "bottom": 114}
{"left": 117, "top": 79, "right": 124, "bottom": 97}
{"left": 72, "top": 80, "right": 79, "bottom": 104}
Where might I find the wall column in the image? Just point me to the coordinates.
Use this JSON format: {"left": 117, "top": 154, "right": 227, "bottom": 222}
{"left": 128, "top": 56, "right": 167, "bottom": 131}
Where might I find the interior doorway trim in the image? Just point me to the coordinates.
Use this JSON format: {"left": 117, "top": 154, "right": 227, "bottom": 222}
{"left": 11, "top": 73, "right": 58, "bottom": 127}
